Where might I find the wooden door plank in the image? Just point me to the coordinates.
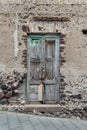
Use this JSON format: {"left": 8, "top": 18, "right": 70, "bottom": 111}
{"left": 55, "top": 37, "right": 60, "bottom": 102}
{"left": 26, "top": 38, "right": 31, "bottom": 103}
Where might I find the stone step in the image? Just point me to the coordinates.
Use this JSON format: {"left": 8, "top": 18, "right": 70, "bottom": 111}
{"left": 24, "top": 104, "right": 61, "bottom": 112}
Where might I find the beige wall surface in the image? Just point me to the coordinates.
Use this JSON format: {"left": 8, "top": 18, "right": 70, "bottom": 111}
{"left": 0, "top": 0, "right": 87, "bottom": 4}
{"left": 0, "top": 1, "right": 87, "bottom": 108}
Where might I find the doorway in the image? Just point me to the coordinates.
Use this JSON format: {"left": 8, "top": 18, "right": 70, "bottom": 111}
{"left": 27, "top": 33, "right": 60, "bottom": 104}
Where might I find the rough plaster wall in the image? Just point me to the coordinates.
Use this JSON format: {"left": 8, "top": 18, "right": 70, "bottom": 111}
{"left": 0, "top": 1, "right": 87, "bottom": 107}
{"left": 0, "top": 0, "right": 87, "bottom": 4}
{"left": 60, "top": 18, "right": 87, "bottom": 107}
{"left": 0, "top": 13, "right": 25, "bottom": 73}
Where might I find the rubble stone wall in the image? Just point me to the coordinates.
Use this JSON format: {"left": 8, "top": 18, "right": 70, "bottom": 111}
{"left": 0, "top": 1, "right": 87, "bottom": 110}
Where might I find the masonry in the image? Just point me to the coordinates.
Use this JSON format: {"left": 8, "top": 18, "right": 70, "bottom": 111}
{"left": 0, "top": 0, "right": 87, "bottom": 113}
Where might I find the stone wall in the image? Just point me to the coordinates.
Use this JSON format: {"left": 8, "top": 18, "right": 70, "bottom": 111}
{"left": 0, "top": 1, "right": 87, "bottom": 110}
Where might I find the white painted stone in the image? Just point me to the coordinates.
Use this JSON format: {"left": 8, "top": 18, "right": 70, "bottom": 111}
{"left": 0, "top": 64, "right": 6, "bottom": 72}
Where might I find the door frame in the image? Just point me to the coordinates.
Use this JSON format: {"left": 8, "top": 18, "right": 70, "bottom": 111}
{"left": 26, "top": 33, "right": 60, "bottom": 103}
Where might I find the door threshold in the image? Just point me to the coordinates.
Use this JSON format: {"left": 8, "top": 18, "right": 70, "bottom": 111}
{"left": 24, "top": 104, "right": 61, "bottom": 112}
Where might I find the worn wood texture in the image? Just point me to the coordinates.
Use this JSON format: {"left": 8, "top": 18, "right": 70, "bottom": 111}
{"left": 27, "top": 35, "right": 60, "bottom": 103}
{"left": 45, "top": 40, "right": 55, "bottom": 80}
{"left": 38, "top": 84, "right": 44, "bottom": 101}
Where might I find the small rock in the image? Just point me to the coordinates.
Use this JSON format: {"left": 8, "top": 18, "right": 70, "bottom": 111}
{"left": 77, "top": 117, "right": 80, "bottom": 120}
{"left": 3, "top": 89, "right": 8, "bottom": 93}
{"left": 70, "top": 94, "right": 82, "bottom": 99}
{"left": 83, "top": 106, "right": 87, "bottom": 112}
{"left": 20, "top": 100, "right": 26, "bottom": 105}
{"left": 0, "top": 98, "right": 8, "bottom": 105}
{"left": 0, "top": 89, "right": 4, "bottom": 99}
{"left": 14, "top": 89, "right": 19, "bottom": 93}
{"left": 12, "top": 90, "right": 20, "bottom": 96}
{"left": 12, "top": 82, "right": 19, "bottom": 89}
{"left": 5, "top": 91, "right": 12, "bottom": 98}
{"left": 1, "top": 85, "right": 8, "bottom": 90}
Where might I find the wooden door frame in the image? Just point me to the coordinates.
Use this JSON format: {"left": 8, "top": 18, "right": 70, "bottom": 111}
{"left": 26, "top": 33, "right": 60, "bottom": 104}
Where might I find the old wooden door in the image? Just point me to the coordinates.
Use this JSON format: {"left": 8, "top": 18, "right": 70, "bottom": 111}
{"left": 27, "top": 34, "right": 60, "bottom": 104}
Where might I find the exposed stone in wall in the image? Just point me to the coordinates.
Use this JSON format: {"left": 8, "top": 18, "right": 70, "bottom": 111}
{"left": 0, "top": 71, "right": 26, "bottom": 104}
{"left": 60, "top": 74, "right": 87, "bottom": 105}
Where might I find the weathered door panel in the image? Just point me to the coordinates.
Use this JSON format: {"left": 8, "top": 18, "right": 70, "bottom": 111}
{"left": 42, "top": 37, "right": 59, "bottom": 103}
{"left": 45, "top": 40, "right": 55, "bottom": 80}
{"left": 28, "top": 37, "right": 42, "bottom": 102}
{"left": 27, "top": 34, "right": 60, "bottom": 103}
{"left": 29, "top": 38, "right": 42, "bottom": 81}
{"left": 45, "top": 85, "right": 58, "bottom": 103}
{"left": 29, "top": 85, "right": 38, "bottom": 102}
